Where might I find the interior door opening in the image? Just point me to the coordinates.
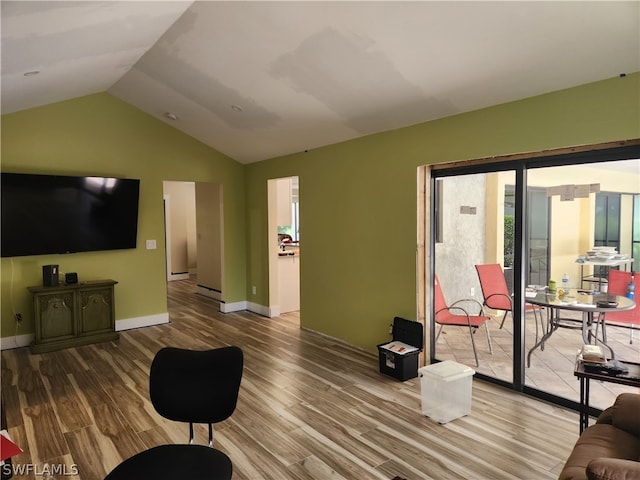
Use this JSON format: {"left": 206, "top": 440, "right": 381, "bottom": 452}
{"left": 163, "top": 181, "right": 224, "bottom": 301}
{"left": 268, "top": 176, "right": 300, "bottom": 316}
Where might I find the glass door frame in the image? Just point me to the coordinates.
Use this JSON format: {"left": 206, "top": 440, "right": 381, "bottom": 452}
{"left": 427, "top": 140, "right": 640, "bottom": 410}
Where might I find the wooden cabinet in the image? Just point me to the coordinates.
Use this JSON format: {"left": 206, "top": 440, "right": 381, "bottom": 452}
{"left": 28, "top": 280, "right": 119, "bottom": 353}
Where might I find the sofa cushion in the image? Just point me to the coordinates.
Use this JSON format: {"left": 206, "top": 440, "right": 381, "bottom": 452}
{"left": 559, "top": 425, "right": 640, "bottom": 480}
{"left": 587, "top": 457, "right": 640, "bottom": 480}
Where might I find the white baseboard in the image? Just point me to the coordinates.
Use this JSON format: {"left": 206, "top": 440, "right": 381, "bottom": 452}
{"left": 0, "top": 333, "right": 35, "bottom": 350}
{"left": 1, "top": 313, "right": 168, "bottom": 350}
{"left": 168, "top": 273, "right": 189, "bottom": 281}
{"left": 0, "top": 304, "right": 285, "bottom": 350}
{"left": 267, "top": 304, "right": 280, "bottom": 318}
{"left": 196, "top": 285, "right": 222, "bottom": 301}
{"left": 249, "top": 302, "right": 271, "bottom": 317}
{"left": 220, "top": 301, "right": 247, "bottom": 313}
{"left": 219, "top": 300, "right": 275, "bottom": 317}
{"left": 218, "top": 300, "right": 282, "bottom": 319}
{"left": 116, "top": 313, "right": 169, "bottom": 331}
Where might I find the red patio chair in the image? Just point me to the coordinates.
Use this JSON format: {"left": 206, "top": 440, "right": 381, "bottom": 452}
{"left": 434, "top": 275, "right": 493, "bottom": 367}
{"left": 603, "top": 270, "right": 639, "bottom": 344}
{"left": 475, "top": 263, "right": 540, "bottom": 329}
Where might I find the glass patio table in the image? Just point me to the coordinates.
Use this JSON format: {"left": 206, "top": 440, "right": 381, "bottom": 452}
{"left": 525, "top": 291, "right": 635, "bottom": 367}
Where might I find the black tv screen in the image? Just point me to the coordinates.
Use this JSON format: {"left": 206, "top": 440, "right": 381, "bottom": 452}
{"left": 1, "top": 173, "right": 140, "bottom": 257}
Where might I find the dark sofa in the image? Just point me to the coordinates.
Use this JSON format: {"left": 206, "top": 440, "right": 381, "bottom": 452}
{"left": 559, "top": 393, "right": 640, "bottom": 480}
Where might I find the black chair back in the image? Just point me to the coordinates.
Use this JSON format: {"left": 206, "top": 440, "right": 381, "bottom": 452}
{"left": 150, "top": 346, "right": 244, "bottom": 424}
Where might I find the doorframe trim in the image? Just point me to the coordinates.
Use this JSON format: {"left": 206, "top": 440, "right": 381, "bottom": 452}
{"left": 431, "top": 139, "right": 640, "bottom": 172}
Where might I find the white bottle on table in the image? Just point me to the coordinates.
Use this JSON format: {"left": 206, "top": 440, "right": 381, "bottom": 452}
{"left": 561, "top": 273, "right": 570, "bottom": 292}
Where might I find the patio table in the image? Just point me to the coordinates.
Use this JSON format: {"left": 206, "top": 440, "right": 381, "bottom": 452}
{"left": 525, "top": 291, "right": 635, "bottom": 367}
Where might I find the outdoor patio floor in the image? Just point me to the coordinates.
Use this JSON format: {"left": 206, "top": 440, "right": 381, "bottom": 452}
{"left": 435, "top": 309, "right": 640, "bottom": 411}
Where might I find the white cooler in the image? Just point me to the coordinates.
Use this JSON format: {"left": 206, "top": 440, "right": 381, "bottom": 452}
{"left": 418, "top": 360, "right": 475, "bottom": 424}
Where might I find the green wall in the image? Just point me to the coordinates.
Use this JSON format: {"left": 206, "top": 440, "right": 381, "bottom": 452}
{"left": 2, "top": 74, "right": 639, "bottom": 353}
{"left": 1, "top": 93, "right": 246, "bottom": 340}
{"left": 245, "top": 73, "right": 640, "bottom": 351}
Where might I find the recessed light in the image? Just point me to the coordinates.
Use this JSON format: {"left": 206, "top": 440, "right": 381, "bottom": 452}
{"left": 23, "top": 70, "right": 40, "bottom": 77}
{"left": 231, "top": 105, "right": 243, "bottom": 113}
{"left": 165, "top": 112, "right": 178, "bottom": 121}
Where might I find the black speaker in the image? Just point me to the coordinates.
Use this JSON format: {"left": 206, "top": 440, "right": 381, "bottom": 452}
{"left": 42, "top": 265, "right": 59, "bottom": 287}
{"left": 65, "top": 272, "right": 78, "bottom": 285}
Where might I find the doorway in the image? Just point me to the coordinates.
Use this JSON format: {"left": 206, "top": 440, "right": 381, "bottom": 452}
{"left": 268, "top": 176, "right": 300, "bottom": 316}
{"left": 422, "top": 146, "right": 640, "bottom": 414}
{"left": 163, "top": 181, "right": 224, "bottom": 301}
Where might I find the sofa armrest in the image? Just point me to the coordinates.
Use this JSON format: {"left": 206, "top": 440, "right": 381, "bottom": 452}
{"left": 610, "top": 393, "right": 640, "bottom": 438}
{"left": 587, "top": 458, "right": 640, "bottom": 480}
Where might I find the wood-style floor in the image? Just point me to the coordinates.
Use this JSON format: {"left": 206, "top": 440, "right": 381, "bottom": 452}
{"left": 1, "top": 278, "right": 581, "bottom": 480}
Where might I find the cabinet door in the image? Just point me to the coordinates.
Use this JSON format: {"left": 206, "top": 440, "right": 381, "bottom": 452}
{"left": 37, "top": 293, "right": 75, "bottom": 341}
{"left": 78, "top": 287, "right": 114, "bottom": 335}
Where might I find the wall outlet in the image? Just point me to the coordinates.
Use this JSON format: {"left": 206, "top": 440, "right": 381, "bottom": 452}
{"left": 252, "top": 286, "right": 257, "bottom": 295}
{"left": 146, "top": 239, "right": 157, "bottom": 250}
{"left": 470, "top": 287, "right": 475, "bottom": 297}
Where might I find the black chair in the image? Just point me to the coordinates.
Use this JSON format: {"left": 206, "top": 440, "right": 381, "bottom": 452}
{"left": 104, "top": 346, "right": 244, "bottom": 480}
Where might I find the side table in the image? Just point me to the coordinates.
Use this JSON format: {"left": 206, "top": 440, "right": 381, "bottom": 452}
{"left": 574, "top": 359, "right": 640, "bottom": 433}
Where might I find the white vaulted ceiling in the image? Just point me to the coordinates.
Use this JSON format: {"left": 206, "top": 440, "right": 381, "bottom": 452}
{"left": 2, "top": 1, "right": 639, "bottom": 163}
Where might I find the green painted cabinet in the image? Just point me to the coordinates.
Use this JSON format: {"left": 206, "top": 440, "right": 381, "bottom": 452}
{"left": 28, "top": 280, "right": 119, "bottom": 353}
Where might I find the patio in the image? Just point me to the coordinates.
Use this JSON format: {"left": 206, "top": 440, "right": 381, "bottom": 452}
{"left": 435, "top": 308, "right": 639, "bottom": 411}
{"left": 430, "top": 159, "right": 640, "bottom": 413}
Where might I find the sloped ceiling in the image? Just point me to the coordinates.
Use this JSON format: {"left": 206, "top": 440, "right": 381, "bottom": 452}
{"left": 2, "top": 1, "right": 639, "bottom": 163}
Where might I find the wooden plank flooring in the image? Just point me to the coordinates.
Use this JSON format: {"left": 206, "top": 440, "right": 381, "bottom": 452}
{"left": 2, "top": 278, "right": 580, "bottom": 479}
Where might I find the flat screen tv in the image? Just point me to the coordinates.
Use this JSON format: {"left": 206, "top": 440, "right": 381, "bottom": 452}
{"left": 1, "top": 172, "right": 140, "bottom": 257}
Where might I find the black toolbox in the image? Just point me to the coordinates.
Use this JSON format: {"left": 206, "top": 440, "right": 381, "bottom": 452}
{"left": 377, "top": 316, "right": 424, "bottom": 381}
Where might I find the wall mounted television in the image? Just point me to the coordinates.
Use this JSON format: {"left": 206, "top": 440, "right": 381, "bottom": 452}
{"left": 1, "top": 173, "right": 140, "bottom": 257}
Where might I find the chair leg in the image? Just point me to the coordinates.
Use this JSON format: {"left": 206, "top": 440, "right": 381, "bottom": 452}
{"left": 499, "top": 310, "right": 509, "bottom": 329}
{"left": 484, "top": 323, "right": 493, "bottom": 354}
{"left": 532, "top": 310, "right": 540, "bottom": 345}
{"left": 435, "top": 324, "right": 444, "bottom": 342}
{"left": 467, "top": 325, "right": 480, "bottom": 367}
{"left": 593, "top": 313, "right": 608, "bottom": 344}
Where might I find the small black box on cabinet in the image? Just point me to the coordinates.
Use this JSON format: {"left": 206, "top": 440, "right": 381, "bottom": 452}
{"left": 377, "top": 317, "right": 424, "bottom": 381}
{"left": 42, "top": 265, "right": 59, "bottom": 287}
{"left": 65, "top": 272, "right": 78, "bottom": 284}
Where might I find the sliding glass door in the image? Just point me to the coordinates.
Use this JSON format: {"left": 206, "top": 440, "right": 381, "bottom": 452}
{"left": 428, "top": 146, "right": 640, "bottom": 411}
{"left": 524, "top": 160, "right": 639, "bottom": 410}
{"left": 432, "top": 170, "right": 517, "bottom": 383}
